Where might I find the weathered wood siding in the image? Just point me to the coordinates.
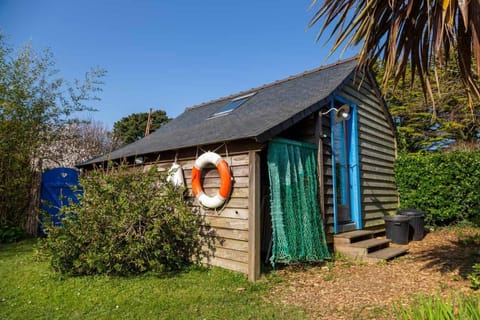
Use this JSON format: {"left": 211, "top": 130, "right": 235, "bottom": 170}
{"left": 148, "top": 142, "right": 261, "bottom": 279}
{"left": 319, "top": 117, "right": 335, "bottom": 238}
{"left": 335, "top": 73, "right": 398, "bottom": 230}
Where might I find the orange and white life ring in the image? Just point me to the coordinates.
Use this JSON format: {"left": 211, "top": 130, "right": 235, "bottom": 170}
{"left": 191, "top": 152, "right": 232, "bottom": 209}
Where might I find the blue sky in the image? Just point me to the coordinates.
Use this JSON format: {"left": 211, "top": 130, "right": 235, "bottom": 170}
{"left": 1, "top": 0, "right": 357, "bottom": 129}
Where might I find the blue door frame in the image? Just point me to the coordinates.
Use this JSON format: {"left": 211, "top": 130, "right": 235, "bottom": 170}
{"left": 330, "top": 97, "right": 362, "bottom": 233}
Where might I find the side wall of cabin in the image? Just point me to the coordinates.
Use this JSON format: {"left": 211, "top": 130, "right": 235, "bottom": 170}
{"left": 145, "top": 141, "right": 262, "bottom": 281}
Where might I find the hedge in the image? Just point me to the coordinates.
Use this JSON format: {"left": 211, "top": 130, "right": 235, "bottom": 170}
{"left": 394, "top": 152, "right": 480, "bottom": 226}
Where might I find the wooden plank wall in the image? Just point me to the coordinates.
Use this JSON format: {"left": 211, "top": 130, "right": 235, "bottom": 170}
{"left": 319, "top": 117, "right": 335, "bottom": 238}
{"left": 149, "top": 146, "right": 259, "bottom": 278}
{"left": 336, "top": 73, "right": 399, "bottom": 230}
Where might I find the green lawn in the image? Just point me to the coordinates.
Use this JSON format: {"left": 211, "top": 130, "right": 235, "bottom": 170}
{"left": 0, "top": 240, "right": 305, "bottom": 320}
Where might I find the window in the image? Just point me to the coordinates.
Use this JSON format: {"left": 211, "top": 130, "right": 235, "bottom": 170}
{"left": 209, "top": 92, "right": 256, "bottom": 118}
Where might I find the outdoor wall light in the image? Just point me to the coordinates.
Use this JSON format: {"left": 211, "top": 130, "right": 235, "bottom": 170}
{"left": 321, "top": 104, "right": 351, "bottom": 123}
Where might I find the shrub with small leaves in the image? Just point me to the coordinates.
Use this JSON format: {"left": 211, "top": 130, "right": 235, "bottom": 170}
{"left": 468, "top": 263, "right": 480, "bottom": 290}
{"left": 395, "top": 152, "right": 480, "bottom": 226}
{"left": 41, "top": 165, "right": 201, "bottom": 276}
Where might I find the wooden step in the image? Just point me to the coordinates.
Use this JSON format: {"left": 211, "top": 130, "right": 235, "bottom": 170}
{"left": 365, "top": 247, "right": 409, "bottom": 263}
{"left": 349, "top": 238, "right": 390, "bottom": 249}
{"left": 333, "top": 230, "right": 375, "bottom": 245}
{"left": 334, "top": 229, "right": 408, "bottom": 262}
{"left": 335, "top": 238, "right": 390, "bottom": 258}
{"left": 369, "top": 228, "right": 386, "bottom": 237}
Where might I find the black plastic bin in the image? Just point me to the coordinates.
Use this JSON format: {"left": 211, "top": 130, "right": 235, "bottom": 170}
{"left": 398, "top": 208, "right": 425, "bottom": 241}
{"left": 384, "top": 215, "right": 410, "bottom": 245}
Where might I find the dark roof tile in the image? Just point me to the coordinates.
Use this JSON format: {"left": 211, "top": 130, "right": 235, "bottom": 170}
{"left": 80, "top": 58, "right": 358, "bottom": 166}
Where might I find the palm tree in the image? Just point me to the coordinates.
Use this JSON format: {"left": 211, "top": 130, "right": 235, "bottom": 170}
{"left": 309, "top": 0, "right": 480, "bottom": 115}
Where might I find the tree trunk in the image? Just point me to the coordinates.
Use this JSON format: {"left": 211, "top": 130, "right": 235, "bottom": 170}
{"left": 25, "top": 165, "right": 42, "bottom": 236}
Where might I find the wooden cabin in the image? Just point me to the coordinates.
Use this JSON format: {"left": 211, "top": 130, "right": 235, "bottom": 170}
{"left": 79, "top": 58, "right": 398, "bottom": 281}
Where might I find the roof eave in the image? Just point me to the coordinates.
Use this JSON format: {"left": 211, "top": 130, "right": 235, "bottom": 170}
{"left": 254, "top": 66, "right": 358, "bottom": 143}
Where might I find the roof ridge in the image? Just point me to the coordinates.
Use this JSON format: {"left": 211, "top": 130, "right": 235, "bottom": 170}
{"left": 185, "top": 56, "right": 358, "bottom": 111}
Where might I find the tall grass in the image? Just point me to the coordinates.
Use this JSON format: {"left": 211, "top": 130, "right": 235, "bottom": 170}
{"left": 394, "top": 294, "right": 480, "bottom": 320}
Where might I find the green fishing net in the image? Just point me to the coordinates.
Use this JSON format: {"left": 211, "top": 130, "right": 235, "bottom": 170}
{"left": 267, "top": 138, "right": 330, "bottom": 267}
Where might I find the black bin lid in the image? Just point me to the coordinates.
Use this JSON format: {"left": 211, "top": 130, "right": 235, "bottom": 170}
{"left": 384, "top": 215, "right": 410, "bottom": 222}
{"left": 397, "top": 208, "right": 425, "bottom": 217}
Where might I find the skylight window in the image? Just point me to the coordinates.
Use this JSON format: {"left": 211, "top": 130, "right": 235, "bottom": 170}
{"left": 210, "top": 92, "right": 256, "bottom": 118}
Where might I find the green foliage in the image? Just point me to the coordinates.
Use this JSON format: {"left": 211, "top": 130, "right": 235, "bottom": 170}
{"left": 41, "top": 166, "right": 201, "bottom": 276}
{"left": 0, "top": 240, "right": 305, "bottom": 320}
{"left": 468, "top": 263, "right": 480, "bottom": 290}
{"left": 309, "top": 0, "right": 480, "bottom": 111}
{"left": 394, "top": 294, "right": 480, "bottom": 320}
{"left": 375, "top": 62, "right": 480, "bottom": 152}
{"left": 395, "top": 152, "right": 480, "bottom": 226}
{"left": 0, "top": 33, "right": 105, "bottom": 233}
{"left": 0, "top": 221, "right": 24, "bottom": 243}
{"left": 113, "top": 110, "right": 170, "bottom": 145}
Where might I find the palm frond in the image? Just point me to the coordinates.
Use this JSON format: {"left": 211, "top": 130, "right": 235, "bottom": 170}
{"left": 309, "top": 0, "right": 480, "bottom": 113}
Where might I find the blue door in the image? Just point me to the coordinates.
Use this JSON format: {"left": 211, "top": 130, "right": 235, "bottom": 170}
{"left": 330, "top": 101, "right": 362, "bottom": 233}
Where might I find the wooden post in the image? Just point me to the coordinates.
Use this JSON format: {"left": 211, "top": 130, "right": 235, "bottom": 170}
{"left": 248, "top": 151, "right": 261, "bottom": 281}
{"left": 145, "top": 108, "right": 152, "bottom": 136}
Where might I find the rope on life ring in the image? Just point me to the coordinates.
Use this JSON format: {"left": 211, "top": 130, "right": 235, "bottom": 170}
{"left": 191, "top": 152, "right": 232, "bottom": 209}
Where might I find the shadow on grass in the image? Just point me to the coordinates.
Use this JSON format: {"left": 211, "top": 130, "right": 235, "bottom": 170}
{"left": 413, "top": 229, "right": 480, "bottom": 279}
{"left": 0, "top": 238, "right": 37, "bottom": 257}
{"left": 138, "top": 264, "right": 212, "bottom": 280}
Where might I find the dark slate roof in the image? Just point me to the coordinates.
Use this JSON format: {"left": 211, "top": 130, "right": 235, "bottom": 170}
{"left": 80, "top": 58, "right": 358, "bottom": 166}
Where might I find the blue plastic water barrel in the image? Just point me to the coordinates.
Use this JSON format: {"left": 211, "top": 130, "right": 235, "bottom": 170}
{"left": 39, "top": 167, "right": 81, "bottom": 235}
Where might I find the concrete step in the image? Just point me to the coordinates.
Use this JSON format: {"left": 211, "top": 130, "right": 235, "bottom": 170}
{"left": 365, "top": 247, "right": 409, "bottom": 263}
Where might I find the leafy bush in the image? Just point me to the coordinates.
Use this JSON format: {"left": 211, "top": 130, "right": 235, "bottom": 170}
{"left": 0, "top": 221, "right": 24, "bottom": 243}
{"left": 41, "top": 166, "right": 202, "bottom": 275}
{"left": 468, "top": 263, "right": 480, "bottom": 290}
{"left": 394, "top": 294, "right": 480, "bottom": 319}
{"left": 395, "top": 152, "right": 480, "bottom": 226}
